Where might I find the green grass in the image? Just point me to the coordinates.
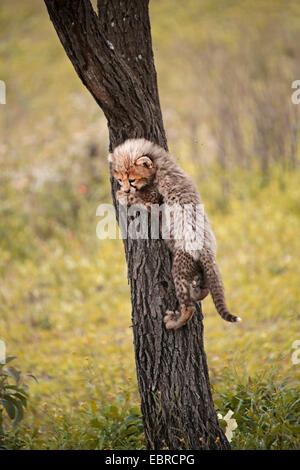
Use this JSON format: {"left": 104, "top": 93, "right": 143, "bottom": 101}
{"left": 0, "top": 0, "right": 299, "bottom": 450}
{"left": 0, "top": 165, "right": 299, "bottom": 449}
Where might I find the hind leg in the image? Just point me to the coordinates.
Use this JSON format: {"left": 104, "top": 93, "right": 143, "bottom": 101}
{"left": 164, "top": 250, "right": 198, "bottom": 330}
{"left": 190, "top": 270, "right": 209, "bottom": 302}
{"left": 190, "top": 285, "right": 209, "bottom": 302}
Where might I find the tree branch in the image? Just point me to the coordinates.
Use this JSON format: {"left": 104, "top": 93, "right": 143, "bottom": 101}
{"left": 44, "top": 0, "right": 167, "bottom": 149}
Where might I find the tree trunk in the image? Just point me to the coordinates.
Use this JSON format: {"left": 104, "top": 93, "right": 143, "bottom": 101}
{"left": 44, "top": 0, "right": 230, "bottom": 450}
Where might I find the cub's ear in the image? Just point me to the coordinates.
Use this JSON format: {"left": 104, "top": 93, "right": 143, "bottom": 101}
{"left": 108, "top": 153, "right": 113, "bottom": 164}
{"left": 135, "top": 156, "right": 153, "bottom": 168}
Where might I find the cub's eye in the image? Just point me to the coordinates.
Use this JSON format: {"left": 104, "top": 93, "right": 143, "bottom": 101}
{"left": 129, "top": 179, "right": 136, "bottom": 184}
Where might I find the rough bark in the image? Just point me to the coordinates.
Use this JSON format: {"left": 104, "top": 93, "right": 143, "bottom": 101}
{"left": 44, "top": 0, "right": 230, "bottom": 450}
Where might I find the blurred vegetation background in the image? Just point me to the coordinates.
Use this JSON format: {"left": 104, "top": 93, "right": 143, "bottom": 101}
{"left": 0, "top": 0, "right": 299, "bottom": 449}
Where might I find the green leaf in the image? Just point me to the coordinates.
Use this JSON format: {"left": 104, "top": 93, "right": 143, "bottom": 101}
{"left": 12, "top": 401, "right": 24, "bottom": 429}
{"left": 26, "top": 374, "right": 38, "bottom": 383}
{"left": 103, "top": 405, "right": 119, "bottom": 419}
{"left": 4, "top": 367, "right": 21, "bottom": 385}
{"left": 2, "top": 395, "right": 25, "bottom": 428}
{"left": 0, "top": 398, "right": 16, "bottom": 420}
{"left": 5, "top": 385, "right": 29, "bottom": 397}
{"left": 4, "top": 356, "right": 17, "bottom": 364}
{"left": 90, "top": 417, "right": 102, "bottom": 429}
{"left": 13, "top": 392, "right": 27, "bottom": 408}
{"left": 90, "top": 400, "right": 97, "bottom": 415}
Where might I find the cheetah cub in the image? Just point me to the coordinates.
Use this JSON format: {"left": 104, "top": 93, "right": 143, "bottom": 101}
{"left": 109, "top": 138, "right": 241, "bottom": 329}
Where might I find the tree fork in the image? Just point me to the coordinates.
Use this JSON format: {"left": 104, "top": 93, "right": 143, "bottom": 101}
{"left": 44, "top": 0, "right": 230, "bottom": 450}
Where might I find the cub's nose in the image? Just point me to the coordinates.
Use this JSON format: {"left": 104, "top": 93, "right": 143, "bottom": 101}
{"left": 124, "top": 189, "right": 130, "bottom": 193}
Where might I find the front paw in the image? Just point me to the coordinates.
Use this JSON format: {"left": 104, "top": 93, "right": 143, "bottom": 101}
{"left": 128, "top": 195, "right": 148, "bottom": 210}
{"left": 116, "top": 190, "right": 128, "bottom": 206}
{"left": 127, "top": 194, "right": 137, "bottom": 205}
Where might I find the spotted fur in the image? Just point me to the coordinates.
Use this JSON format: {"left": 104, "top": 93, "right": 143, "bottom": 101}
{"left": 109, "top": 139, "right": 241, "bottom": 329}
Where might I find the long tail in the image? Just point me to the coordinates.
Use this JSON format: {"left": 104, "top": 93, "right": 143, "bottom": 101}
{"left": 203, "top": 259, "right": 241, "bottom": 323}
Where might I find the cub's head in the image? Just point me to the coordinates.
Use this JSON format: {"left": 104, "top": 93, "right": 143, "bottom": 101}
{"left": 108, "top": 139, "right": 158, "bottom": 193}
{"left": 111, "top": 156, "right": 155, "bottom": 193}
